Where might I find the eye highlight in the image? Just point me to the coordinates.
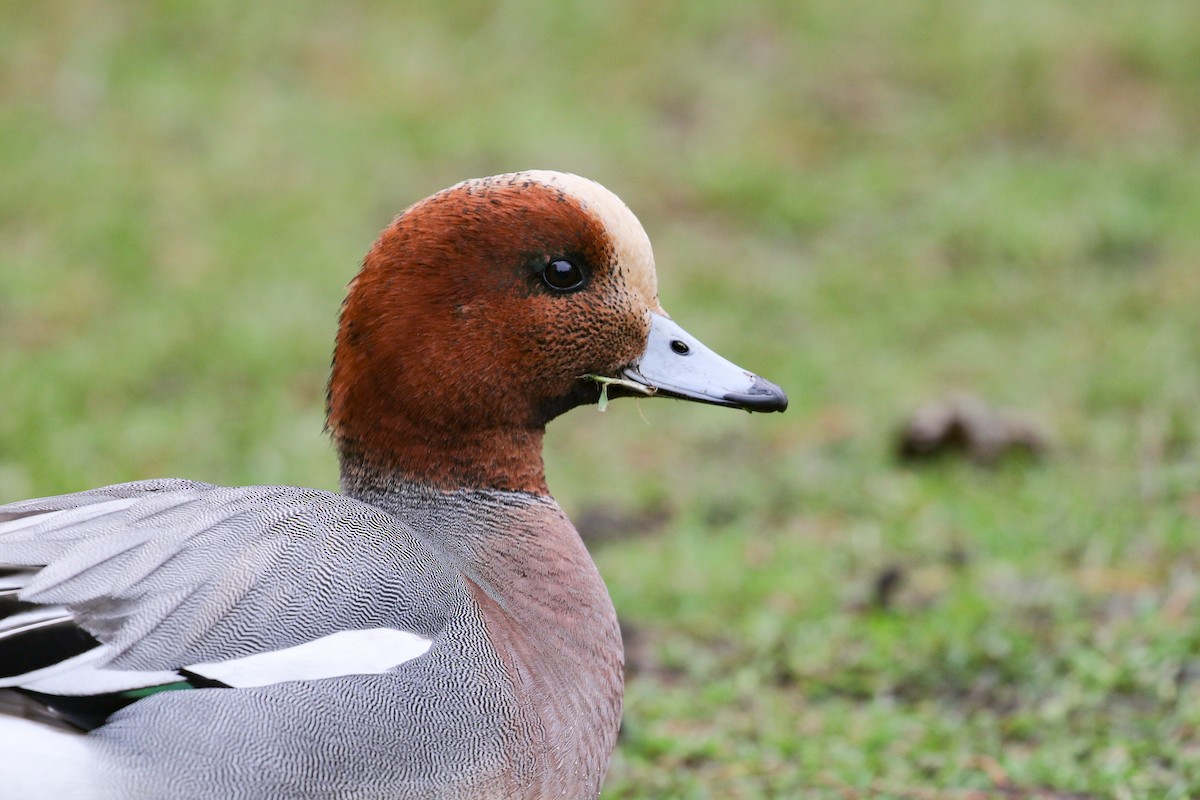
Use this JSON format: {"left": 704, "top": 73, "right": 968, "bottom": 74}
{"left": 541, "top": 259, "right": 586, "bottom": 292}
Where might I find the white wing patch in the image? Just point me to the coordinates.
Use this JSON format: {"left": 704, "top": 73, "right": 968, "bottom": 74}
{"left": 3, "top": 628, "right": 434, "bottom": 695}
{"left": 9, "top": 647, "right": 182, "bottom": 695}
{"left": 187, "top": 628, "right": 434, "bottom": 688}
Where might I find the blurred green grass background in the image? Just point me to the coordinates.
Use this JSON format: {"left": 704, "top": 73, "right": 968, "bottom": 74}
{"left": 2, "top": 2, "right": 1199, "bottom": 797}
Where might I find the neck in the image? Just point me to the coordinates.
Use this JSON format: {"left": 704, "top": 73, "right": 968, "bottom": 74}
{"left": 337, "top": 423, "right": 549, "bottom": 496}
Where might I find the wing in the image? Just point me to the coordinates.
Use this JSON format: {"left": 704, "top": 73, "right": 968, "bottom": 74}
{"left": 0, "top": 479, "right": 454, "bottom": 729}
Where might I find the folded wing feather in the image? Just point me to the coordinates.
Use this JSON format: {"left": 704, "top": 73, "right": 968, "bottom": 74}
{"left": 0, "top": 479, "right": 451, "bottom": 722}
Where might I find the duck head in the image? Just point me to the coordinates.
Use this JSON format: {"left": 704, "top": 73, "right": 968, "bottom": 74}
{"left": 328, "top": 171, "right": 786, "bottom": 495}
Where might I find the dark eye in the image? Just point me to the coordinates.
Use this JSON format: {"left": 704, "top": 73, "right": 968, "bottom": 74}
{"left": 542, "top": 259, "right": 586, "bottom": 292}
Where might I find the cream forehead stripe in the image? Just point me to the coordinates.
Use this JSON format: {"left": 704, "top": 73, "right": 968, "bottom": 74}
{"left": 503, "top": 171, "right": 660, "bottom": 305}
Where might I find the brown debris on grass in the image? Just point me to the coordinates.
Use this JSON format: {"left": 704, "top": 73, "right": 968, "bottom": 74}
{"left": 897, "top": 394, "right": 1049, "bottom": 466}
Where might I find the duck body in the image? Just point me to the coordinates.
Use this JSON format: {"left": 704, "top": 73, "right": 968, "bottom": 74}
{"left": 3, "top": 482, "right": 619, "bottom": 799}
{"left": 0, "top": 172, "right": 784, "bottom": 798}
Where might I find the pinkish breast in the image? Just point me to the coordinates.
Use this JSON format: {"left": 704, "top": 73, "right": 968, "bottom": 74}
{"left": 457, "top": 506, "right": 622, "bottom": 797}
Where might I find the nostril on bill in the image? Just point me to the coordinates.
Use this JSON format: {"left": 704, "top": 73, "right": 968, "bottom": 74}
{"left": 669, "top": 340, "right": 690, "bottom": 355}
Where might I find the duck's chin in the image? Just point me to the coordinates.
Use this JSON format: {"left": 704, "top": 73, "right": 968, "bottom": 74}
{"left": 537, "top": 380, "right": 612, "bottom": 422}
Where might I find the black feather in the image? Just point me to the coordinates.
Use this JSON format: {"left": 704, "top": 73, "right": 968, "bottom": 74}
{"left": 0, "top": 617, "right": 101, "bottom": 679}
{"left": 0, "top": 586, "right": 41, "bottom": 618}
{"left": 15, "top": 682, "right": 199, "bottom": 732}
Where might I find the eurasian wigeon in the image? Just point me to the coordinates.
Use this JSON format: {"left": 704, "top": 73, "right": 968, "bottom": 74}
{"left": 0, "top": 171, "right": 786, "bottom": 799}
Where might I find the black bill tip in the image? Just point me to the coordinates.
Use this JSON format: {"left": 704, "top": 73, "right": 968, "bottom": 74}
{"left": 724, "top": 374, "right": 788, "bottom": 413}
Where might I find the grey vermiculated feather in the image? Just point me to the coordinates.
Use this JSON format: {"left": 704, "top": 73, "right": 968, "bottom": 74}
{"left": 0, "top": 481, "right": 623, "bottom": 798}
{"left": 0, "top": 481, "right": 453, "bottom": 671}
